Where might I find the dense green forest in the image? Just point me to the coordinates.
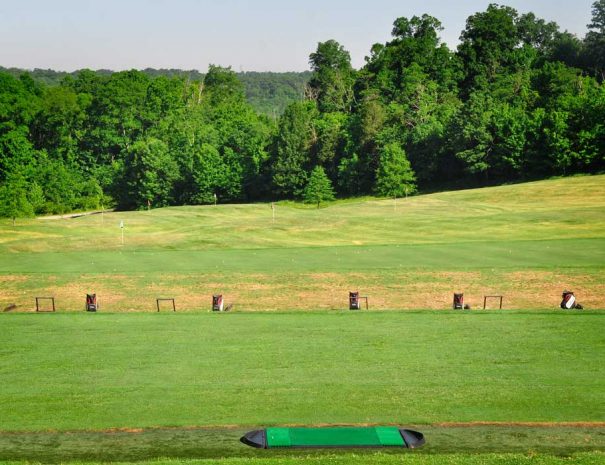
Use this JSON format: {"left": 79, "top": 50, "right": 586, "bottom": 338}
{"left": 1, "top": 2, "right": 604, "bottom": 218}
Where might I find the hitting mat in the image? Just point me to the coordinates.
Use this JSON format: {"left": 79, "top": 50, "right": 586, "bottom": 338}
{"left": 241, "top": 426, "right": 425, "bottom": 449}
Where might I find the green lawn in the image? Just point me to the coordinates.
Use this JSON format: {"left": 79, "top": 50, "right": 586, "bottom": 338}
{"left": 0, "top": 312, "right": 604, "bottom": 462}
{"left": 3, "top": 175, "right": 605, "bottom": 254}
{"left": 1, "top": 312, "right": 603, "bottom": 430}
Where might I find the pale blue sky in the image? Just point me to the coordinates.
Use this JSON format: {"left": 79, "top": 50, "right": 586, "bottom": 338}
{"left": 0, "top": 0, "right": 595, "bottom": 72}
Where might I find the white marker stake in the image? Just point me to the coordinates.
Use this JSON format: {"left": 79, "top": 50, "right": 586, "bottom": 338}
{"left": 120, "top": 220, "right": 124, "bottom": 245}
{"left": 271, "top": 202, "right": 275, "bottom": 223}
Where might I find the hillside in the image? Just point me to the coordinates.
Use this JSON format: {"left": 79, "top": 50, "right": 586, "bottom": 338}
{"left": 1, "top": 175, "right": 604, "bottom": 311}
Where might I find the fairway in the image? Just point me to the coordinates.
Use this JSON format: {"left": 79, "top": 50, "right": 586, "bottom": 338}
{"left": 1, "top": 311, "right": 601, "bottom": 428}
{"left": 0, "top": 312, "right": 604, "bottom": 462}
{"left": 1, "top": 175, "right": 604, "bottom": 311}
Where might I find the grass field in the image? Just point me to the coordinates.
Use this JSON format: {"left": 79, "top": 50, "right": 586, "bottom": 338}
{"left": 1, "top": 176, "right": 604, "bottom": 464}
{"left": 0, "top": 312, "right": 604, "bottom": 463}
{"left": 1, "top": 175, "right": 604, "bottom": 311}
{"left": 3, "top": 312, "right": 604, "bottom": 430}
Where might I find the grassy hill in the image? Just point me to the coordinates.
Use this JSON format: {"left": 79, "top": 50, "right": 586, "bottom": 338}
{"left": 1, "top": 175, "right": 603, "bottom": 312}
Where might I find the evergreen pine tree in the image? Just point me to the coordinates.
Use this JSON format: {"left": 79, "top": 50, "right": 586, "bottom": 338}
{"left": 303, "top": 166, "right": 335, "bottom": 208}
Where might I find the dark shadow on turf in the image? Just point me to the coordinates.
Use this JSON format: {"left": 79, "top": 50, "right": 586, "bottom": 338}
{"left": 0, "top": 426, "right": 604, "bottom": 463}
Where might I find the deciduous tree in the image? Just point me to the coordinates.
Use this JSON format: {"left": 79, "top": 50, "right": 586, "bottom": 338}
{"left": 272, "top": 101, "right": 318, "bottom": 197}
{"left": 374, "top": 143, "right": 417, "bottom": 197}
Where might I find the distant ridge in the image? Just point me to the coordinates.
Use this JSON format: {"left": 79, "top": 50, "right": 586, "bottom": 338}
{"left": 0, "top": 66, "right": 311, "bottom": 116}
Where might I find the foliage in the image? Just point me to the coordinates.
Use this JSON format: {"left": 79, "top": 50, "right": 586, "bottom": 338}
{"left": 374, "top": 143, "right": 416, "bottom": 197}
{"left": 240, "top": 71, "right": 311, "bottom": 116}
{"left": 457, "top": 4, "right": 520, "bottom": 92}
{"left": 303, "top": 165, "right": 335, "bottom": 206}
{"left": 124, "top": 138, "right": 178, "bottom": 209}
{"left": 271, "top": 101, "right": 318, "bottom": 197}
{"left": 585, "top": 0, "right": 605, "bottom": 79}
{"left": 0, "top": 173, "right": 33, "bottom": 224}
{"left": 0, "top": 66, "right": 311, "bottom": 117}
{"left": 308, "top": 40, "right": 355, "bottom": 113}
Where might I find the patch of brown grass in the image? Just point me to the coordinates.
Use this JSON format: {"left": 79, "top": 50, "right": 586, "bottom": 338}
{"left": 1, "top": 270, "right": 603, "bottom": 312}
{"left": 0, "top": 275, "right": 28, "bottom": 283}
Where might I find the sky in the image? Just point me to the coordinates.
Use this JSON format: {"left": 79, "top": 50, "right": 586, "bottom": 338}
{"left": 0, "top": 0, "right": 596, "bottom": 72}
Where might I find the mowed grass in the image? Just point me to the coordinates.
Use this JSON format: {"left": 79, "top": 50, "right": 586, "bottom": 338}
{"left": 3, "top": 175, "right": 605, "bottom": 253}
{"left": 1, "top": 312, "right": 603, "bottom": 431}
{"left": 1, "top": 175, "right": 604, "bottom": 311}
{"left": 1, "top": 312, "right": 604, "bottom": 462}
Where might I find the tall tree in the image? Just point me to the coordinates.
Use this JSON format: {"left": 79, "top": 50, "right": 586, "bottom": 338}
{"left": 83, "top": 70, "right": 149, "bottom": 170}
{"left": 190, "top": 143, "right": 227, "bottom": 204}
{"left": 123, "top": 138, "right": 179, "bottom": 209}
{"left": 272, "top": 101, "right": 318, "bottom": 197}
{"left": 548, "top": 32, "right": 585, "bottom": 69}
{"left": 203, "top": 65, "right": 246, "bottom": 105}
{"left": 353, "top": 15, "right": 460, "bottom": 188}
{"left": 363, "top": 15, "right": 459, "bottom": 99}
{"left": 585, "top": 0, "right": 605, "bottom": 79}
{"left": 516, "top": 12, "right": 559, "bottom": 52}
{"left": 449, "top": 90, "right": 495, "bottom": 179}
{"left": 308, "top": 40, "right": 355, "bottom": 113}
{"left": 31, "top": 85, "right": 87, "bottom": 165}
{"left": 345, "top": 92, "right": 386, "bottom": 192}
{"left": 312, "top": 111, "right": 348, "bottom": 179}
{"left": 0, "top": 73, "right": 40, "bottom": 181}
{"left": 374, "top": 143, "right": 417, "bottom": 197}
{"left": 457, "top": 4, "right": 520, "bottom": 93}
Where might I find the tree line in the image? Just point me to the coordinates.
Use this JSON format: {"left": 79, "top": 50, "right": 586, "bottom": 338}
{"left": 1, "top": 2, "right": 604, "bottom": 220}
